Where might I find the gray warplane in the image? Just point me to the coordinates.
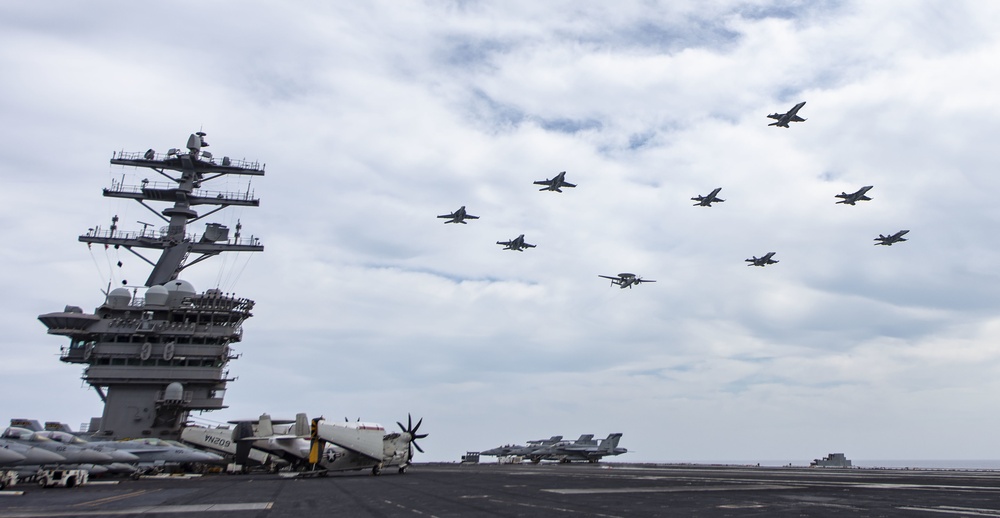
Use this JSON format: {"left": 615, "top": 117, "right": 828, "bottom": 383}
{"left": 692, "top": 187, "right": 724, "bottom": 207}
{"left": 437, "top": 206, "right": 479, "bottom": 224}
{"left": 533, "top": 171, "right": 576, "bottom": 192}
{"left": 33, "top": 421, "right": 223, "bottom": 465}
{"left": 767, "top": 101, "right": 807, "bottom": 127}
{"left": 599, "top": 273, "right": 655, "bottom": 289}
{"left": 497, "top": 234, "right": 535, "bottom": 251}
{"left": 530, "top": 433, "right": 628, "bottom": 463}
{"left": 875, "top": 230, "right": 909, "bottom": 246}
{"left": 1, "top": 427, "right": 115, "bottom": 465}
{"left": 835, "top": 186, "right": 874, "bottom": 205}
{"left": 0, "top": 446, "right": 26, "bottom": 466}
{"left": 481, "top": 436, "right": 564, "bottom": 460}
{"left": 746, "top": 252, "right": 778, "bottom": 267}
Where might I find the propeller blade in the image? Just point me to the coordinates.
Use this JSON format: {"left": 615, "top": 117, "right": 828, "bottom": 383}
{"left": 412, "top": 417, "right": 423, "bottom": 434}
{"left": 397, "top": 421, "right": 406, "bottom": 433}
{"left": 413, "top": 442, "right": 425, "bottom": 454}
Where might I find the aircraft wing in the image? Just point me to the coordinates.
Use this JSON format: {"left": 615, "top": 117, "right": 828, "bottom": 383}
{"left": 437, "top": 213, "right": 456, "bottom": 219}
{"left": 598, "top": 275, "right": 618, "bottom": 280}
{"left": 316, "top": 422, "right": 383, "bottom": 461}
{"left": 532, "top": 180, "right": 553, "bottom": 186}
{"left": 791, "top": 115, "right": 806, "bottom": 122}
{"left": 561, "top": 182, "right": 577, "bottom": 188}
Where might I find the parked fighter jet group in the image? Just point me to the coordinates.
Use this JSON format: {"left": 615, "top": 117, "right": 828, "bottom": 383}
{"left": 0, "top": 419, "right": 225, "bottom": 480}
{"left": 0, "top": 414, "right": 427, "bottom": 481}
{"left": 479, "top": 433, "right": 627, "bottom": 464}
{"left": 437, "top": 101, "right": 910, "bottom": 284}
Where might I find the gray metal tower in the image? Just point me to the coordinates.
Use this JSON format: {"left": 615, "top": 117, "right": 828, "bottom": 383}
{"left": 38, "top": 132, "right": 264, "bottom": 440}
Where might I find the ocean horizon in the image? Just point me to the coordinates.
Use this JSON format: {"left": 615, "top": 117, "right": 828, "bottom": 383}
{"left": 647, "top": 460, "right": 1000, "bottom": 470}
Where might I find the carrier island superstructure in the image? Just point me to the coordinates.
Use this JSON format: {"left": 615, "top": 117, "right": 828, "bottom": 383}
{"left": 38, "top": 132, "right": 264, "bottom": 440}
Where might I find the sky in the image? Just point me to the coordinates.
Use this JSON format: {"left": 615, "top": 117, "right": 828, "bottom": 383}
{"left": 3, "top": 0, "right": 1000, "bottom": 464}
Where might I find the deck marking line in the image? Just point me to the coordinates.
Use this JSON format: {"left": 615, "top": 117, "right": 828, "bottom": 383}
{"left": 544, "top": 484, "right": 798, "bottom": 495}
{"left": 0, "top": 502, "right": 273, "bottom": 517}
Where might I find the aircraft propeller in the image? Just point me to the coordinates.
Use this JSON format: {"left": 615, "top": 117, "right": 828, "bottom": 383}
{"left": 397, "top": 414, "right": 428, "bottom": 459}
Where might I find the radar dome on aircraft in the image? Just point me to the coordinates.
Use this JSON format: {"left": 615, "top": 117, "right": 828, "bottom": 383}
{"left": 144, "top": 285, "right": 169, "bottom": 306}
{"left": 107, "top": 287, "right": 132, "bottom": 308}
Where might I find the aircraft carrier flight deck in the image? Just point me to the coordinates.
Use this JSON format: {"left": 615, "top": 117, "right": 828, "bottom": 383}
{"left": 3, "top": 462, "right": 1000, "bottom": 517}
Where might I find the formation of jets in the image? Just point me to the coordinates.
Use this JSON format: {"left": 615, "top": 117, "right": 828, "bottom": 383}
{"left": 480, "top": 433, "right": 627, "bottom": 463}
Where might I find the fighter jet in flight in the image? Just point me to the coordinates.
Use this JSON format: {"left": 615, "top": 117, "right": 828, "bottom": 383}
{"left": 874, "top": 230, "right": 909, "bottom": 246}
{"left": 746, "top": 252, "right": 779, "bottom": 266}
{"left": 533, "top": 171, "right": 576, "bottom": 192}
{"left": 437, "top": 206, "right": 479, "bottom": 224}
{"left": 599, "top": 273, "right": 656, "bottom": 289}
{"left": 497, "top": 234, "right": 535, "bottom": 251}
{"left": 767, "top": 101, "right": 807, "bottom": 128}
{"left": 835, "top": 186, "right": 874, "bottom": 205}
{"left": 692, "top": 187, "right": 724, "bottom": 207}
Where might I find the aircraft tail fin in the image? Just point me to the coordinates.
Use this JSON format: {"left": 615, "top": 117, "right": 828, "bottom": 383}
{"left": 257, "top": 413, "right": 274, "bottom": 437}
{"left": 294, "top": 413, "right": 310, "bottom": 437}
{"left": 600, "top": 433, "right": 623, "bottom": 452}
{"left": 233, "top": 421, "right": 255, "bottom": 465}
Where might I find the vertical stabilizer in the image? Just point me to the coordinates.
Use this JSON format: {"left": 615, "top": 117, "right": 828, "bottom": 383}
{"left": 600, "top": 433, "right": 623, "bottom": 452}
{"left": 294, "top": 413, "right": 309, "bottom": 437}
{"left": 257, "top": 413, "right": 274, "bottom": 437}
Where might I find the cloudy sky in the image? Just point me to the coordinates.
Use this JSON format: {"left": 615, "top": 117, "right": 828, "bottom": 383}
{"left": 4, "top": 0, "right": 1000, "bottom": 464}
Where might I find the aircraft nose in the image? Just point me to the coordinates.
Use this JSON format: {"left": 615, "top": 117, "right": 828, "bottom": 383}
{"left": 108, "top": 449, "right": 141, "bottom": 462}
{"left": 197, "top": 451, "right": 227, "bottom": 464}
{"left": 0, "top": 448, "right": 26, "bottom": 465}
{"left": 27, "top": 447, "right": 67, "bottom": 464}
{"left": 74, "top": 449, "right": 116, "bottom": 464}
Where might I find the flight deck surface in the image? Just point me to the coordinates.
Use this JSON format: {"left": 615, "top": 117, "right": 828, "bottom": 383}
{"left": 3, "top": 463, "right": 1000, "bottom": 517}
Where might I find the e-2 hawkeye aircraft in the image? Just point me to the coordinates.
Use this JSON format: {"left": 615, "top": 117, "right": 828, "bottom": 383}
{"left": 183, "top": 413, "right": 426, "bottom": 476}
{"left": 599, "top": 273, "right": 655, "bottom": 289}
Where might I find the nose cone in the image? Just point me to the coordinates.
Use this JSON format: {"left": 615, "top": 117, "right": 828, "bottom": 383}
{"left": 65, "top": 448, "right": 115, "bottom": 464}
{"left": 197, "top": 451, "right": 226, "bottom": 464}
{"left": 108, "top": 449, "right": 140, "bottom": 462}
{"left": 0, "top": 448, "right": 26, "bottom": 465}
{"left": 24, "top": 447, "right": 66, "bottom": 465}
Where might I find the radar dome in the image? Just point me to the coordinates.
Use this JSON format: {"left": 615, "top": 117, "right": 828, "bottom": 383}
{"left": 165, "top": 279, "right": 196, "bottom": 305}
{"left": 107, "top": 287, "right": 132, "bottom": 308}
{"left": 163, "top": 382, "right": 184, "bottom": 403}
{"left": 144, "top": 285, "right": 169, "bottom": 306}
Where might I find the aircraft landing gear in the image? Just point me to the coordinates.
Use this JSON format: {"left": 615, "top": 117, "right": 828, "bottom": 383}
{"left": 371, "top": 464, "right": 382, "bottom": 476}
{"left": 398, "top": 465, "right": 407, "bottom": 474}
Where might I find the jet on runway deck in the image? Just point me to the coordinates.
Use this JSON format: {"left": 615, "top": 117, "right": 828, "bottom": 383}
{"left": 529, "top": 433, "right": 628, "bottom": 463}
{"left": 835, "top": 186, "right": 874, "bottom": 205}
{"left": 437, "top": 206, "right": 479, "bottom": 224}
{"left": 746, "top": 252, "right": 779, "bottom": 267}
{"left": 497, "top": 234, "right": 535, "bottom": 251}
{"left": 533, "top": 171, "right": 576, "bottom": 192}
{"left": 599, "top": 273, "right": 655, "bottom": 289}
{"left": 692, "top": 187, "right": 724, "bottom": 207}
{"left": 767, "top": 101, "right": 807, "bottom": 127}
{"left": 875, "top": 230, "right": 909, "bottom": 246}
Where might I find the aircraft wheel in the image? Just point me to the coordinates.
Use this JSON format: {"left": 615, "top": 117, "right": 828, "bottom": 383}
{"left": 398, "top": 466, "right": 407, "bottom": 474}
{"left": 38, "top": 478, "right": 48, "bottom": 488}
{"left": 372, "top": 465, "right": 382, "bottom": 476}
